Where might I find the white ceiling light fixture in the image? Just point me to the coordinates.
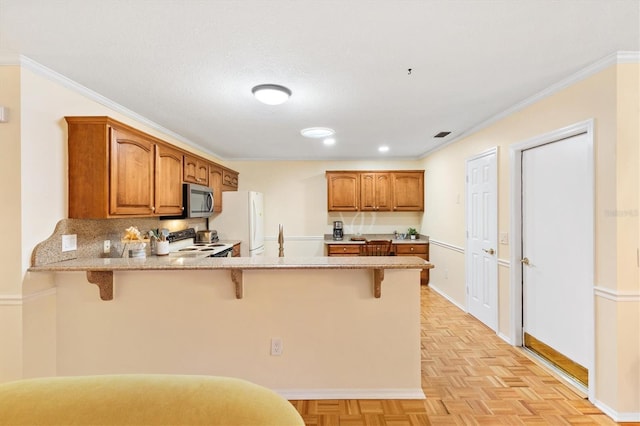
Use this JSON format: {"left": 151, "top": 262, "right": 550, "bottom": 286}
{"left": 301, "top": 127, "right": 335, "bottom": 138}
{"left": 323, "top": 138, "right": 336, "bottom": 146}
{"left": 251, "top": 84, "right": 292, "bottom": 105}
{"left": 378, "top": 146, "right": 389, "bottom": 153}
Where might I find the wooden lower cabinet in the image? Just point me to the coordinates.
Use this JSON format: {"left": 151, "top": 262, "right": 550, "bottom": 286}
{"left": 326, "top": 242, "right": 430, "bottom": 285}
{"left": 394, "top": 243, "right": 429, "bottom": 285}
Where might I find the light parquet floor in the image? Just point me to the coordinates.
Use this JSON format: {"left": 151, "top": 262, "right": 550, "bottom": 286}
{"left": 289, "top": 286, "right": 635, "bottom": 426}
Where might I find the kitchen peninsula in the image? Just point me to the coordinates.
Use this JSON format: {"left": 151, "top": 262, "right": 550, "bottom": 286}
{"left": 27, "top": 222, "right": 432, "bottom": 400}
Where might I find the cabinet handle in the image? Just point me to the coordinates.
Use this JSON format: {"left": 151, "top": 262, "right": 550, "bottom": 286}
{"left": 410, "top": 247, "right": 414, "bottom": 251}
{"left": 150, "top": 206, "right": 155, "bottom": 212}
{"left": 343, "top": 247, "right": 346, "bottom": 251}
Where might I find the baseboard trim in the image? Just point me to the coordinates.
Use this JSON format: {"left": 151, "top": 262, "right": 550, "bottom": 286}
{"left": 497, "top": 332, "right": 512, "bottom": 345}
{"left": 427, "top": 283, "right": 466, "bottom": 312}
{"left": 276, "top": 388, "right": 426, "bottom": 400}
{"left": 594, "top": 400, "right": 640, "bottom": 423}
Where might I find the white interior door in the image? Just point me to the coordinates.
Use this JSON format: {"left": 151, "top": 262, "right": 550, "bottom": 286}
{"left": 521, "top": 132, "right": 592, "bottom": 377}
{"left": 466, "top": 148, "right": 498, "bottom": 331}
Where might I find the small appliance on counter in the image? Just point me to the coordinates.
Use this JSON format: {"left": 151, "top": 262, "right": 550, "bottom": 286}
{"left": 196, "top": 230, "right": 219, "bottom": 243}
{"left": 333, "top": 221, "right": 344, "bottom": 240}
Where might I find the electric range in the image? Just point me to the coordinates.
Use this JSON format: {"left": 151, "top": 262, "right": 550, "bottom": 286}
{"left": 167, "top": 228, "right": 233, "bottom": 258}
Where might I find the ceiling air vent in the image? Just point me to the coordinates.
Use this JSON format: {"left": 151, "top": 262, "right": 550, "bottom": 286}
{"left": 434, "top": 131, "right": 451, "bottom": 138}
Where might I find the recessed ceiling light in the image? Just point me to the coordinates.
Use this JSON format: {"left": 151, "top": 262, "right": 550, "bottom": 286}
{"left": 378, "top": 146, "right": 389, "bottom": 153}
{"left": 301, "top": 127, "right": 335, "bottom": 138}
{"left": 251, "top": 84, "right": 292, "bottom": 105}
{"left": 323, "top": 138, "right": 336, "bottom": 146}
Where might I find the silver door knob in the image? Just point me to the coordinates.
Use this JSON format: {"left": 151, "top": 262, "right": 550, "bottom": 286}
{"left": 483, "top": 248, "right": 495, "bottom": 255}
{"left": 520, "top": 257, "right": 530, "bottom": 266}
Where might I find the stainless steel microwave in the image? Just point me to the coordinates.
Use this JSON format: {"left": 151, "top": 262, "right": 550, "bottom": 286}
{"left": 184, "top": 183, "right": 214, "bottom": 218}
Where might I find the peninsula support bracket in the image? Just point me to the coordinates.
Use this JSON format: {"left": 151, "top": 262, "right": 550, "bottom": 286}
{"left": 231, "top": 269, "right": 243, "bottom": 299}
{"left": 373, "top": 268, "right": 384, "bottom": 298}
{"left": 86, "top": 271, "right": 113, "bottom": 301}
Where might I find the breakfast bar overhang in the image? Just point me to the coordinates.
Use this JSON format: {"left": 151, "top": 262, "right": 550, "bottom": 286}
{"left": 30, "top": 256, "right": 432, "bottom": 301}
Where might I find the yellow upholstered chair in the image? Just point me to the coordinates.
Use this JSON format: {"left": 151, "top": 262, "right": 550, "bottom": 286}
{"left": 0, "top": 374, "right": 304, "bottom": 426}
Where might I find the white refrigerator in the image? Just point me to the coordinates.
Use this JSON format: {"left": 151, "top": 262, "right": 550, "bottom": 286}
{"left": 211, "top": 191, "right": 264, "bottom": 257}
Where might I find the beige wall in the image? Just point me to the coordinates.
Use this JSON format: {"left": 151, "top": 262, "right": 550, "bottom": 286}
{"left": 419, "top": 62, "right": 639, "bottom": 416}
{"left": 225, "top": 160, "right": 424, "bottom": 256}
{"left": 0, "top": 66, "right": 22, "bottom": 294}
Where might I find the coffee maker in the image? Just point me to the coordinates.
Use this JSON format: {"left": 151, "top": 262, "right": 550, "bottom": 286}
{"left": 333, "top": 221, "right": 344, "bottom": 240}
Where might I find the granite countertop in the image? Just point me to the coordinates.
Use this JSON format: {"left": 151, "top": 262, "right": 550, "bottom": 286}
{"left": 28, "top": 255, "right": 432, "bottom": 272}
{"left": 324, "top": 234, "right": 429, "bottom": 245}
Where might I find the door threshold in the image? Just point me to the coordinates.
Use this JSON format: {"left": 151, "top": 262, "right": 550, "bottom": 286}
{"left": 520, "top": 347, "right": 588, "bottom": 398}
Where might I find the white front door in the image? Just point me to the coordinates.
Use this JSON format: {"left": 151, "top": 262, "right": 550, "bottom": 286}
{"left": 466, "top": 148, "right": 498, "bottom": 331}
{"left": 521, "top": 131, "right": 593, "bottom": 385}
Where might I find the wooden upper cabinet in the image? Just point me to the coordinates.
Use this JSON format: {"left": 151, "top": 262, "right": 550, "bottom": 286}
{"left": 66, "top": 117, "right": 239, "bottom": 218}
{"left": 155, "top": 144, "right": 184, "bottom": 215}
{"left": 360, "top": 172, "right": 391, "bottom": 211}
{"left": 222, "top": 168, "right": 239, "bottom": 191}
{"left": 326, "top": 172, "right": 360, "bottom": 211}
{"left": 209, "top": 164, "right": 223, "bottom": 213}
{"left": 184, "top": 155, "right": 209, "bottom": 186}
{"left": 392, "top": 171, "right": 424, "bottom": 211}
{"left": 326, "top": 170, "right": 424, "bottom": 212}
{"left": 109, "top": 127, "right": 155, "bottom": 215}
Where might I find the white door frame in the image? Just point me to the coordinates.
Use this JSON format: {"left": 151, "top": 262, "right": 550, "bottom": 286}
{"left": 509, "top": 119, "right": 595, "bottom": 400}
{"left": 465, "top": 146, "right": 499, "bottom": 331}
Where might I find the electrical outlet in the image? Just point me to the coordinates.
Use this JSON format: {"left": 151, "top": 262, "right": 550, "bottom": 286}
{"left": 270, "top": 337, "right": 283, "bottom": 356}
{"left": 103, "top": 240, "right": 111, "bottom": 254}
{"left": 61, "top": 234, "right": 77, "bottom": 252}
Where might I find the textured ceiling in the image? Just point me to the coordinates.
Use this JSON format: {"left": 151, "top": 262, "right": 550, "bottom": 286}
{"left": 1, "top": 0, "right": 638, "bottom": 160}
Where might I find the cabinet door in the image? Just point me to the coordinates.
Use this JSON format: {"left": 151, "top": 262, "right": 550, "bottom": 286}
{"left": 109, "top": 127, "right": 155, "bottom": 215}
{"left": 392, "top": 172, "right": 424, "bottom": 211}
{"left": 222, "top": 169, "right": 239, "bottom": 191}
{"left": 184, "top": 155, "right": 209, "bottom": 185}
{"left": 155, "top": 144, "right": 184, "bottom": 215}
{"left": 327, "top": 172, "right": 360, "bottom": 211}
{"left": 361, "top": 172, "right": 391, "bottom": 211}
{"left": 209, "top": 165, "right": 223, "bottom": 213}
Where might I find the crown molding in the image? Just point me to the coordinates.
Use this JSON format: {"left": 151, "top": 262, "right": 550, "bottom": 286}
{"left": 420, "top": 51, "right": 640, "bottom": 158}
{"left": 1, "top": 54, "right": 224, "bottom": 160}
